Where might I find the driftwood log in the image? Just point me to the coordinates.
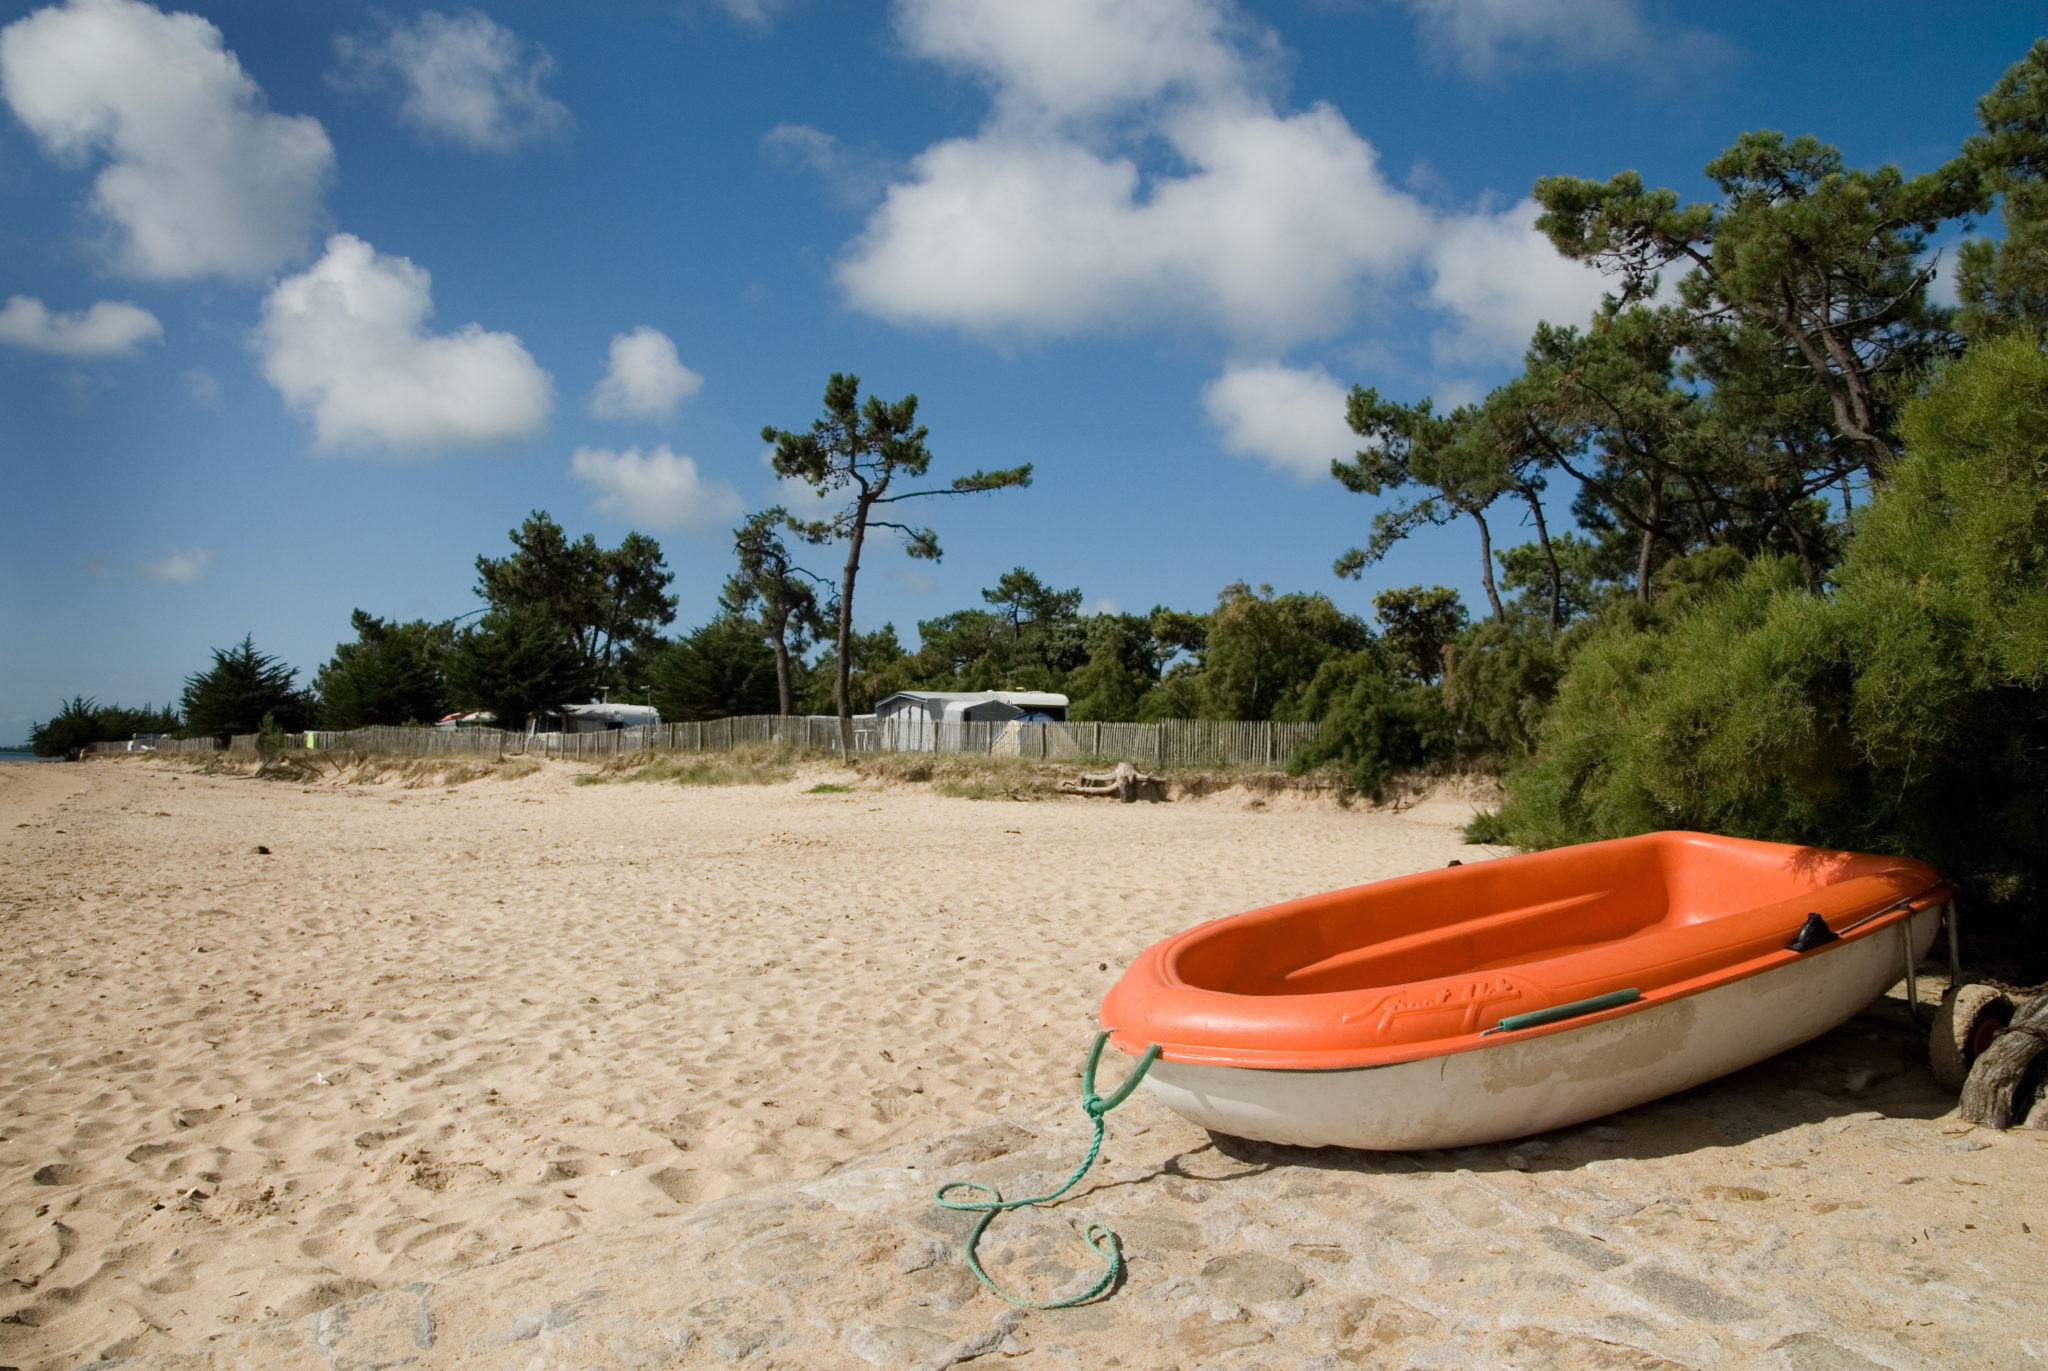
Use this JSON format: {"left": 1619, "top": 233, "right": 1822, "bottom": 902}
{"left": 254, "top": 752, "right": 325, "bottom": 782}
{"left": 1060, "top": 761, "right": 1164, "bottom": 803}
{"left": 1958, "top": 990, "right": 2048, "bottom": 1129}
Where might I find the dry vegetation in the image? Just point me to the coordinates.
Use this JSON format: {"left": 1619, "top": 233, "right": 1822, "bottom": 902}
{"left": 577, "top": 742, "right": 810, "bottom": 787}
{"left": 129, "top": 743, "right": 1489, "bottom": 812}
{"left": 156, "top": 750, "right": 545, "bottom": 788}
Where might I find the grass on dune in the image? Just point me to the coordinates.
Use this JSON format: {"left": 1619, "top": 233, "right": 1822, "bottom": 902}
{"left": 345, "top": 757, "right": 534, "bottom": 787}
{"left": 851, "top": 750, "right": 1067, "bottom": 800}
{"left": 580, "top": 742, "right": 813, "bottom": 787}
{"left": 167, "top": 751, "right": 544, "bottom": 787}
{"left": 153, "top": 738, "right": 1402, "bottom": 805}
{"left": 583, "top": 746, "right": 1087, "bottom": 799}
{"left": 851, "top": 750, "right": 1357, "bottom": 801}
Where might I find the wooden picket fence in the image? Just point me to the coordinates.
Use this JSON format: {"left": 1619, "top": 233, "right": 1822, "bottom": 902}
{"left": 84, "top": 737, "right": 219, "bottom": 755}
{"left": 862, "top": 716, "right": 1320, "bottom": 766}
{"left": 173, "top": 714, "right": 1322, "bottom": 769}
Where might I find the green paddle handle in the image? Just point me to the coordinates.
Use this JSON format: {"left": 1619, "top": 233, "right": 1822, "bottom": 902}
{"left": 1489, "top": 988, "right": 1641, "bottom": 1035}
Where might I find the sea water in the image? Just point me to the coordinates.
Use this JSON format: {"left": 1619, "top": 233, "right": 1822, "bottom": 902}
{"left": 0, "top": 748, "right": 55, "bottom": 762}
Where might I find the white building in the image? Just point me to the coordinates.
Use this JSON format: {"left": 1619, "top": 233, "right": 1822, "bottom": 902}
{"left": 869, "top": 691, "right": 1068, "bottom": 752}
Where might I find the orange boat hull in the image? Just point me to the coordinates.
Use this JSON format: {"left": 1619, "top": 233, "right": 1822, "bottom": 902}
{"left": 1101, "top": 832, "right": 1945, "bottom": 1148}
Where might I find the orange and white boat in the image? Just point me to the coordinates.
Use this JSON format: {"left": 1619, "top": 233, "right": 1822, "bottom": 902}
{"left": 1101, "top": 832, "right": 1949, "bottom": 1150}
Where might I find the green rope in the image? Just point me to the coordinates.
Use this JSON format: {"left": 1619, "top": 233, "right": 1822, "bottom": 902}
{"left": 934, "top": 1032, "right": 1162, "bottom": 1309}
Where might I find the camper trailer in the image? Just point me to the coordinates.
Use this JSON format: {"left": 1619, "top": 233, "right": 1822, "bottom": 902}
{"left": 529, "top": 701, "right": 661, "bottom": 735}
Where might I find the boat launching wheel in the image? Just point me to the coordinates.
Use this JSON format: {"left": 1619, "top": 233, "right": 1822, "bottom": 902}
{"left": 1931, "top": 984, "right": 2016, "bottom": 1092}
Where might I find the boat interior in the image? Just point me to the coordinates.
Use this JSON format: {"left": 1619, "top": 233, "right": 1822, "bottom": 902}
{"left": 1166, "top": 832, "right": 1928, "bottom": 1001}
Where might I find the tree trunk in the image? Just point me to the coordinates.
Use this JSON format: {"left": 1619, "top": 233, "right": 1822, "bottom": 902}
{"left": 1781, "top": 504, "right": 1823, "bottom": 596}
{"left": 1775, "top": 300, "right": 1894, "bottom": 472}
{"left": 1469, "top": 507, "right": 1505, "bottom": 622}
{"left": 1520, "top": 485, "right": 1562, "bottom": 635}
{"left": 1636, "top": 481, "right": 1662, "bottom": 603}
{"left": 768, "top": 606, "right": 794, "bottom": 718}
{"left": 834, "top": 505, "right": 871, "bottom": 757}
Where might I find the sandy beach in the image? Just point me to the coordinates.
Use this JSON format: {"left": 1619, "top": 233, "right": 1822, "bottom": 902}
{"left": 3, "top": 756, "right": 2045, "bottom": 1370}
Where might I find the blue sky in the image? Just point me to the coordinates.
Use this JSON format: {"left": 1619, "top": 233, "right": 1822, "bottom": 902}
{"left": 2, "top": 0, "right": 2040, "bottom": 738}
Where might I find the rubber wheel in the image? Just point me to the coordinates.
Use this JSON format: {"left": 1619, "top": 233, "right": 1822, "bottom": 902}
{"left": 1930, "top": 984, "right": 2016, "bottom": 1092}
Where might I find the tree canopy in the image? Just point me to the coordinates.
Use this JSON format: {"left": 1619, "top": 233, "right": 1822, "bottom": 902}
{"left": 723, "top": 508, "right": 828, "bottom": 717}
{"left": 764, "top": 372, "right": 1032, "bottom": 751}
{"left": 28, "top": 697, "right": 180, "bottom": 756}
{"left": 313, "top": 611, "right": 451, "bottom": 728}
{"left": 475, "top": 512, "right": 676, "bottom": 691}
{"left": 1957, "top": 40, "right": 2048, "bottom": 339}
{"left": 1534, "top": 130, "right": 1981, "bottom": 474}
{"left": 1200, "top": 582, "right": 1370, "bottom": 722}
{"left": 443, "top": 606, "right": 592, "bottom": 733}
{"left": 649, "top": 616, "right": 781, "bottom": 722}
{"left": 182, "top": 637, "right": 312, "bottom": 739}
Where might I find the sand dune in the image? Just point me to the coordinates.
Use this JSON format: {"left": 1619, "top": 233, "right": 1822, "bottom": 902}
{"left": 0, "top": 756, "right": 1493, "bottom": 1368}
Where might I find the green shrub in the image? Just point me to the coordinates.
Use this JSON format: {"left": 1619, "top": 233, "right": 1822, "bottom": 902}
{"left": 1463, "top": 809, "right": 1513, "bottom": 844}
{"left": 1494, "top": 556, "right": 1849, "bottom": 848}
{"left": 1285, "top": 649, "right": 1454, "bottom": 800}
{"left": 1496, "top": 332, "right": 2048, "bottom": 920}
{"left": 1441, "top": 617, "right": 1562, "bottom": 759}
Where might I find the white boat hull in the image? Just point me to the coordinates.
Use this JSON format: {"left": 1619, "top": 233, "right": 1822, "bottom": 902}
{"left": 1139, "top": 906, "right": 1940, "bottom": 1151}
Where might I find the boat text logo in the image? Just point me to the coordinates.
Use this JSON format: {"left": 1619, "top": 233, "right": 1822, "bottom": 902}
{"left": 1349, "top": 977, "right": 1527, "bottom": 1036}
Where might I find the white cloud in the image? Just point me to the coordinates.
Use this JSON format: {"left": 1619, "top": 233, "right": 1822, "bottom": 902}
{"left": 1431, "top": 376, "right": 1485, "bottom": 411}
{"left": 0, "top": 0, "right": 333, "bottom": 280}
{"left": 0, "top": 294, "right": 160, "bottom": 356}
{"left": 761, "top": 123, "right": 894, "bottom": 205}
{"left": 571, "top": 445, "right": 744, "bottom": 532}
{"left": 895, "top": 0, "right": 1261, "bottom": 125}
{"left": 331, "top": 9, "right": 569, "bottom": 152}
{"left": 759, "top": 446, "right": 841, "bottom": 521}
{"left": 839, "top": 1, "right": 1437, "bottom": 350}
{"left": 840, "top": 103, "right": 1429, "bottom": 347}
{"left": 1426, "top": 197, "right": 1610, "bottom": 362}
{"left": 1395, "top": 0, "right": 1729, "bottom": 76}
{"left": 1927, "top": 248, "right": 1963, "bottom": 309}
{"left": 833, "top": 0, "right": 1614, "bottom": 374}
{"left": 179, "top": 367, "right": 219, "bottom": 408}
{"left": 332, "top": 9, "right": 569, "bottom": 153}
{"left": 762, "top": 122, "right": 836, "bottom": 171}
{"left": 1087, "top": 595, "right": 1121, "bottom": 615}
{"left": 773, "top": 475, "right": 839, "bottom": 522}
{"left": 1400, "top": 0, "right": 1644, "bottom": 70}
{"left": 138, "top": 545, "right": 211, "bottom": 583}
{"left": 711, "top": 0, "right": 788, "bottom": 30}
{"left": 256, "top": 233, "right": 553, "bottom": 454}
{"left": 1201, "top": 360, "right": 1357, "bottom": 481}
{"left": 589, "top": 326, "right": 702, "bottom": 422}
